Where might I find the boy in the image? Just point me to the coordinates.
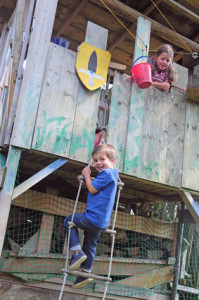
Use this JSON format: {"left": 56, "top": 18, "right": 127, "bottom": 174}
{"left": 64, "top": 144, "right": 118, "bottom": 288}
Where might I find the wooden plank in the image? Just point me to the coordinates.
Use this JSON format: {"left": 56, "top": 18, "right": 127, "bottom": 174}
{"left": 124, "top": 16, "right": 151, "bottom": 176}
{"left": 11, "top": 0, "right": 58, "bottom": 149}
{"left": 12, "top": 158, "right": 67, "bottom": 200}
{"left": 95, "top": 282, "right": 171, "bottom": 299}
{"left": 5, "top": 0, "right": 35, "bottom": 145}
{"left": 31, "top": 46, "right": 78, "bottom": 156}
{"left": 1, "top": 255, "right": 166, "bottom": 277}
{"left": 56, "top": 0, "right": 88, "bottom": 36}
{"left": 12, "top": 190, "right": 177, "bottom": 240}
{"left": 0, "top": 166, "right": 6, "bottom": 187}
{"left": 132, "top": 87, "right": 186, "bottom": 186}
{"left": 69, "top": 21, "right": 108, "bottom": 163}
{"left": 110, "top": 266, "right": 174, "bottom": 288}
{"left": 91, "top": 0, "right": 199, "bottom": 53}
{"left": 37, "top": 214, "right": 54, "bottom": 254}
{"left": 180, "top": 191, "right": 199, "bottom": 226}
{"left": 0, "top": 274, "right": 171, "bottom": 300}
{"left": 182, "top": 101, "right": 199, "bottom": 191}
{"left": 186, "top": 84, "right": 199, "bottom": 103}
{"left": 107, "top": 71, "right": 131, "bottom": 172}
{"left": 18, "top": 231, "right": 39, "bottom": 255}
{"left": 0, "top": 147, "right": 21, "bottom": 257}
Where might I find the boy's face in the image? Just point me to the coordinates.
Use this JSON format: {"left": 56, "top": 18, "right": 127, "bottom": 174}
{"left": 93, "top": 152, "right": 115, "bottom": 172}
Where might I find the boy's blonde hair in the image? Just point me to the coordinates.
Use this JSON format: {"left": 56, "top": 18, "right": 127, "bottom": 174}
{"left": 92, "top": 144, "right": 116, "bottom": 161}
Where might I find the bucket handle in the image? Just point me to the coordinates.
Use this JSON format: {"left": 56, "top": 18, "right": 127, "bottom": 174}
{"left": 132, "top": 56, "right": 152, "bottom": 68}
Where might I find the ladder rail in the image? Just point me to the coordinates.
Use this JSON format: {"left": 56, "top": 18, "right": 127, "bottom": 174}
{"left": 102, "top": 184, "right": 123, "bottom": 300}
{"left": 59, "top": 173, "right": 124, "bottom": 300}
{"left": 59, "top": 180, "right": 83, "bottom": 300}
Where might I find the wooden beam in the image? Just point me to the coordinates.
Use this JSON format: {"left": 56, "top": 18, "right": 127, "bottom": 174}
{"left": 12, "top": 190, "right": 177, "bottom": 240}
{"left": 161, "top": 0, "right": 199, "bottom": 23}
{"left": 91, "top": 0, "right": 199, "bottom": 53}
{"left": 108, "top": 0, "right": 162, "bottom": 51}
{"left": 0, "top": 0, "right": 5, "bottom": 10}
{"left": 12, "top": 158, "right": 67, "bottom": 200}
{"left": 184, "top": 0, "right": 199, "bottom": 10}
{"left": 186, "top": 84, "right": 199, "bottom": 103}
{"left": 56, "top": 0, "right": 88, "bottom": 36}
{"left": 0, "top": 147, "right": 21, "bottom": 257}
{"left": 2, "top": 255, "right": 167, "bottom": 277}
{"left": 115, "top": 266, "right": 174, "bottom": 288}
{"left": 180, "top": 190, "right": 199, "bottom": 226}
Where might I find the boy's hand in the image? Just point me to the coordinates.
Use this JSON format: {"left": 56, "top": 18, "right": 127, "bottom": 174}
{"left": 81, "top": 166, "right": 98, "bottom": 194}
{"left": 77, "top": 175, "right": 85, "bottom": 185}
{"left": 81, "top": 166, "right": 91, "bottom": 178}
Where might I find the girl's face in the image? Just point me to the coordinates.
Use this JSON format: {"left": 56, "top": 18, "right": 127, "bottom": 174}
{"left": 155, "top": 52, "right": 172, "bottom": 71}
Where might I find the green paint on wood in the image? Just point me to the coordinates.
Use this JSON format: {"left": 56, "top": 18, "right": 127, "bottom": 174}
{"left": 136, "top": 106, "right": 143, "bottom": 121}
{"left": 33, "top": 111, "right": 72, "bottom": 153}
{"left": 109, "top": 95, "right": 120, "bottom": 129}
{"left": 134, "top": 136, "right": 141, "bottom": 147}
{"left": 140, "top": 159, "right": 159, "bottom": 181}
{"left": 125, "top": 148, "right": 139, "bottom": 170}
{"left": 70, "top": 129, "right": 94, "bottom": 158}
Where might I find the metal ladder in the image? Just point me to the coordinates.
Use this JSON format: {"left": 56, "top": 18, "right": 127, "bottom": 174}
{"left": 59, "top": 174, "right": 124, "bottom": 300}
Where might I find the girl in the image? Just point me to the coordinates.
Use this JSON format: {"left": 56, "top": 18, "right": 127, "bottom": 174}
{"left": 151, "top": 44, "right": 178, "bottom": 91}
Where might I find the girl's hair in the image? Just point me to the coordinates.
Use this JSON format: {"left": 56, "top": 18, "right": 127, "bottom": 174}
{"left": 151, "top": 44, "right": 178, "bottom": 82}
{"left": 92, "top": 144, "right": 116, "bottom": 161}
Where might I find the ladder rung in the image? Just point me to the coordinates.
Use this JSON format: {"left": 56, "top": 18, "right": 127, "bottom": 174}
{"left": 104, "top": 228, "right": 116, "bottom": 234}
{"left": 62, "top": 269, "right": 112, "bottom": 282}
{"left": 78, "top": 175, "right": 124, "bottom": 187}
{"left": 68, "top": 222, "right": 116, "bottom": 235}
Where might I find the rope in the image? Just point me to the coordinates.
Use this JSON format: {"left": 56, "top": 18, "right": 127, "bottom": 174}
{"left": 149, "top": 0, "right": 193, "bottom": 55}
{"left": 171, "top": 85, "right": 186, "bottom": 92}
{"left": 99, "top": 0, "right": 146, "bottom": 54}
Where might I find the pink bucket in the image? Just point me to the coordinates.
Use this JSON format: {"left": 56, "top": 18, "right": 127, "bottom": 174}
{"left": 131, "top": 56, "right": 152, "bottom": 89}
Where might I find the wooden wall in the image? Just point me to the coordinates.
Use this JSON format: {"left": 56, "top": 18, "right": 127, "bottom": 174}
{"left": 6, "top": 0, "right": 198, "bottom": 192}
{"left": 9, "top": 40, "right": 199, "bottom": 191}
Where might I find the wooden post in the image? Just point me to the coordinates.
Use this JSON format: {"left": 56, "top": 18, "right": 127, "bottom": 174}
{"left": 0, "top": 146, "right": 21, "bottom": 257}
{"left": 37, "top": 188, "right": 57, "bottom": 254}
{"left": 11, "top": 0, "right": 58, "bottom": 149}
{"left": 69, "top": 21, "right": 108, "bottom": 163}
{"left": 124, "top": 16, "right": 151, "bottom": 175}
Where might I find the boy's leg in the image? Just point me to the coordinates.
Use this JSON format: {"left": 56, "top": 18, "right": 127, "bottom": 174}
{"left": 73, "top": 230, "right": 102, "bottom": 289}
{"left": 64, "top": 213, "right": 87, "bottom": 270}
{"left": 81, "top": 230, "right": 101, "bottom": 273}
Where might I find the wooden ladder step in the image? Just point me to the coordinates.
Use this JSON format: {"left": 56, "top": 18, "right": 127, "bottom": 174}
{"left": 62, "top": 269, "right": 112, "bottom": 282}
{"left": 67, "top": 221, "right": 116, "bottom": 235}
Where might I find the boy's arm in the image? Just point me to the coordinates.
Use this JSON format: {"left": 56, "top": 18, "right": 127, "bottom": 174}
{"left": 151, "top": 81, "right": 170, "bottom": 91}
{"left": 82, "top": 166, "right": 98, "bottom": 194}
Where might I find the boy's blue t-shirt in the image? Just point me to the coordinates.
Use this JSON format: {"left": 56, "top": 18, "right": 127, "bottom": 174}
{"left": 86, "top": 168, "right": 119, "bottom": 229}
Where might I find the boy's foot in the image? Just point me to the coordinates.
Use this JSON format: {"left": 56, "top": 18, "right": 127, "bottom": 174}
{"left": 72, "top": 276, "right": 94, "bottom": 289}
{"left": 69, "top": 250, "right": 87, "bottom": 270}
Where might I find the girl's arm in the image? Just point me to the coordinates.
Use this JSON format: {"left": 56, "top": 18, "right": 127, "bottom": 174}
{"left": 151, "top": 81, "right": 170, "bottom": 91}
{"left": 81, "top": 166, "right": 98, "bottom": 194}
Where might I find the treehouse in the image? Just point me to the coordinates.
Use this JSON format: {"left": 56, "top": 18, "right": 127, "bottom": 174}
{"left": 0, "top": 1, "right": 199, "bottom": 300}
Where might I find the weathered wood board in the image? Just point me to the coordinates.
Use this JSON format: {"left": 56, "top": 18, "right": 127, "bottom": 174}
{"left": 12, "top": 190, "right": 177, "bottom": 240}
{"left": 31, "top": 45, "right": 78, "bottom": 156}
{"left": 69, "top": 21, "right": 108, "bottom": 163}
{"left": 107, "top": 71, "right": 131, "bottom": 171}
{"left": 182, "top": 100, "right": 199, "bottom": 191}
{"left": 0, "top": 255, "right": 166, "bottom": 277}
{"left": 11, "top": 0, "right": 58, "bottom": 149}
{"left": 124, "top": 87, "right": 186, "bottom": 187}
